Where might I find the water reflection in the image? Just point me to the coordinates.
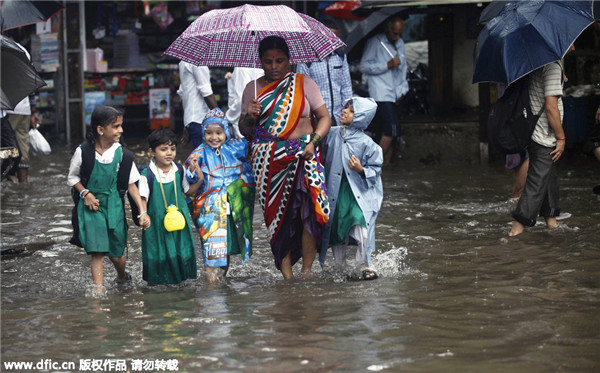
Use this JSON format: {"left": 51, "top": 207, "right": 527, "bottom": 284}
{"left": 1, "top": 142, "right": 599, "bottom": 371}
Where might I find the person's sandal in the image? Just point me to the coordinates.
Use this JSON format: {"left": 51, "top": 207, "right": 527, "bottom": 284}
{"left": 114, "top": 272, "right": 132, "bottom": 285}
{"left": 362, "top": 269, "right": 379, "bottom": 281}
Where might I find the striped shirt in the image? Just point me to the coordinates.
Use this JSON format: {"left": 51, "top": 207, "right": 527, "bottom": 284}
{"left": 529, "top": 62, "right": 563, "bottom": 147}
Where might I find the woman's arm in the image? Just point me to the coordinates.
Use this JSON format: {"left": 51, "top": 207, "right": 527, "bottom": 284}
{"left": 239, "top": 80, "right": 261, "bottom": 138}
{"left": 239, "top": 109, "right": 258, "bottom": 138}
{"left": 301, "top": 103, "right": 331, "bottom": 160}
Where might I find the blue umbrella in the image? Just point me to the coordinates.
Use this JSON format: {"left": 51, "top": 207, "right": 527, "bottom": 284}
{"left": 472, "top": 0, "right": 595, "bottom": 85}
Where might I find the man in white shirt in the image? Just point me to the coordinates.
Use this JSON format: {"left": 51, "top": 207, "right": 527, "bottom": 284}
{"left": 509, "top": 45, "right": 574, "bottom": 236}
{"left": 177, "top": 62, "right": 218, "bottom": 148}
{"left": 359, "top": 17, "right": 408, "bottom": 164}
{"left": 225, "top": 67, "right": 263, "bottom": 139}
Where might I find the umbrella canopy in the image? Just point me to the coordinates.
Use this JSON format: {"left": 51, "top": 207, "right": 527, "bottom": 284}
{"left": 0, "top": 0, "right": 64, "bottom": 31}
{"left": 345, "top": 6, "right": 409, "bottom": 62}
{"left": 0, "top": 35, "right": 46, "bottom": 110}
{"left": 472, "top": 0, "right": 596, "bottom": 85}
{"left": 164, "top": 4, "right": 345, "bottom": 68}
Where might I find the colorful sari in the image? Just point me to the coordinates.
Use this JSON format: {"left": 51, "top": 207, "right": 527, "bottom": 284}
{"left": 251, "top": 72, "right": 329, "bottom": 269}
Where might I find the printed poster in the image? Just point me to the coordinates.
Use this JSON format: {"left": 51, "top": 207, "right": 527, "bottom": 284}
{"left": 149, "top": 88, "right": 170, "bottom": 130}
{"left": 84, "top": 91, "right": 106, "bottom": 126}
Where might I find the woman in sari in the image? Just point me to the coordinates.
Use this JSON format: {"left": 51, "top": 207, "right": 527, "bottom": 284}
{"left": 239, "top": 36, "right": 332, "bottom": 279}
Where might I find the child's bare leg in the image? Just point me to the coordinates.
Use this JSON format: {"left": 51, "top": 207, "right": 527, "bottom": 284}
{"left": 301, "top": 229, "right": 316, "bottom": 279}
{"left": 109, "top": 255, "right": 127, "bottom": 281}
{"left": 91, "top": 253, "right": 105, "bottom": 291}
{"left": 280, "top": 252, "right": 293, "bottom": 280}
{"left": 221, "top": 257, "right": 230, "bottom": 278}
{"left": 509, "top": 220, "right": 525, "bottom": 236}
{"left": 205, "top": 266, "right": 219, "bottom": 283}
{"left": 545, "top": 216, "right": 558, "bottom": 229}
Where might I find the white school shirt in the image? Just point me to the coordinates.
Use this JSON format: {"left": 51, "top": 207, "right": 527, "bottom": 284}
{"left": 67, "top": 143, "right": 140, "bottom": 186}
{"left": 138, "top": 159, "right": 190, "bottom": 200}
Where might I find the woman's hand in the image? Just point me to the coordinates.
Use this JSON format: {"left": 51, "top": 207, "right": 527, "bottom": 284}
{"left": 301, "top": 142, "right": 315, "bottom": 160}
{"left": 247, "top": 99, "right": 262, "bottom": 119}
{"left": 83, "top": 192, "right": 100, "bottom": 211}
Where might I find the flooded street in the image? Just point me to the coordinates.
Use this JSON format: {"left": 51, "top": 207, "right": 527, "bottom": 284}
{"left": 2, "top": 140, "right": 599, "bottom": 372}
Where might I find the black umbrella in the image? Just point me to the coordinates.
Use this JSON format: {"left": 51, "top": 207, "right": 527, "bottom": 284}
{"left": 0, "top": 0, "right": 64, "bottom": 31}
{"left": 0, "top": 35, "right": 46, "bottom": 110}
{"left": 345, "top": 6, "right": 409, "bottom": 61}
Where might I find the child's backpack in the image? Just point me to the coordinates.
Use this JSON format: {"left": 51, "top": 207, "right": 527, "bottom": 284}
{"left": 128, "top": 163, "right": 184, "bottom": 226}
{"left": 69, "top": 142, "right": 134, "bottom": 247}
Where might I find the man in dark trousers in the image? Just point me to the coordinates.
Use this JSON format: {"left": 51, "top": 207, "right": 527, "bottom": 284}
{"left": 509, "top": 45, "right": 575, "bottom": 236}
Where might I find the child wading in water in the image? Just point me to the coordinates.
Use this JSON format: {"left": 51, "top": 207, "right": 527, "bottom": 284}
{"left": 185, "top": 108, "right": 254, "bottom": 283}
{"left": 138, "top": 128, "right": 201, "bottom": 285}
{"left": 68, "top": 106, "right": 149, "bottom": 294}
{"left": 320, "top": 97, "right": 384, "bottom": 280}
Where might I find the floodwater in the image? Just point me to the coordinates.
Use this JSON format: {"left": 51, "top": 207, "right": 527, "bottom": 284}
{"left": 1, "top": 140, "right": 599, "bottom": 372}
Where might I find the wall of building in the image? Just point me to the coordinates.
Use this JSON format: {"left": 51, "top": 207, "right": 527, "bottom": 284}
{"left": 402, "top": 121, "right": 481, "bottom": 164}
{"left": 452, "top": 11, "right": 479, "bottom": 109}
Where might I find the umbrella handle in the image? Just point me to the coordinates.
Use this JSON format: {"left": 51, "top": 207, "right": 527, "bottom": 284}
{"left": 379, "top": 41, "right": 395, "bottom": 58}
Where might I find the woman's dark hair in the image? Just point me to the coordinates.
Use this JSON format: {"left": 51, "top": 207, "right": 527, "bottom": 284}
{"left": 148, "top": 128, "right": 178, "bottom": 150}
{"left": 258, "top": 35, "right": 290, "bottom": 59}
{"left": 86, "top": 105, "right": 123, "bottom": 144}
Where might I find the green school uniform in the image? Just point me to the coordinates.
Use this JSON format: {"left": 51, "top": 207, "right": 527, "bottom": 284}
{"left": 141, "top": 167, "right": 197, "bottom": 285}
{"left": 78, "top": 146, "right": 127, "bottom": 257}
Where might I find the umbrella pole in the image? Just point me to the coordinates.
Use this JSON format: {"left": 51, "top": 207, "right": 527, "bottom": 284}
{"left": 253, "top": 31, "right": 258, "bottom": 98}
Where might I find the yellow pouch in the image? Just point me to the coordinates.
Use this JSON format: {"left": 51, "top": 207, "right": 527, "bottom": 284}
{"left": 164, "top": 205, "right": 185, "bottom": 232}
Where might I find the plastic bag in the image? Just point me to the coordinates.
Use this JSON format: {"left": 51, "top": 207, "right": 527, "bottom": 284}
{"left": 29, "top": 128, "right": 51, "bottom": 155}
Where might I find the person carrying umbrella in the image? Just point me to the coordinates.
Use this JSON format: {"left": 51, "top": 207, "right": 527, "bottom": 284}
{"left": 359, "top": 16, "right": 408, "bottom": 164}
{"left": 1, "top": 33, "right": 41, "bottom": 183}
{"left": 509, "top": 44, "right": 575, "bottom": 236}
{"left": 239, "top": 36, "right": 332, "bottom": 279}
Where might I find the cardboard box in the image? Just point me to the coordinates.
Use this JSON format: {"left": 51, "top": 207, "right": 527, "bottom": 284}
{"left": 85, "top": 48, "right": 108, "bottom": 72}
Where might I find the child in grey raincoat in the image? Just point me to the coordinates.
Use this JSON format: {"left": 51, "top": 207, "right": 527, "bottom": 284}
{"left": 319, "top": 97, "right": 383, "bottom": 280}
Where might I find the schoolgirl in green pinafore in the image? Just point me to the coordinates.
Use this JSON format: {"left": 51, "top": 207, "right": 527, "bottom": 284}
{"left": 78, "top": 146, "right": 128, "bottom": 255}
{"left": 140, "top": 163, "right": 197, "bottom": 285}
{"left": 68, "top": 105, "right": 148, "bottom": 294}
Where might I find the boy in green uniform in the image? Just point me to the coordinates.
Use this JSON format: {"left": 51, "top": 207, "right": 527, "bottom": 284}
{"left": 138, "top": 128, "right": 202, "bottom": 285}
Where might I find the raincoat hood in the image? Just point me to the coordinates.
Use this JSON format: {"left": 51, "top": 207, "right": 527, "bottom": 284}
{"left": 348, "top": 97, "right": 377, "bottom": 131}
{"left": 201, "top": 108, "right": 231, "bottom": 142}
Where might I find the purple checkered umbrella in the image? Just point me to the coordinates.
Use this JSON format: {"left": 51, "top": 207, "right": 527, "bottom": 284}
{"left": 164, "top": 4, "right": 345, "bottom": 68}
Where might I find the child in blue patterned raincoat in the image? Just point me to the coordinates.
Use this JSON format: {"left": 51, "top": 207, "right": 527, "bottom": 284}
{"left": 185, "top": 108, "right": 254, "bottom": 283}
{"left": 320, "top": 97, "right": 384, "bottom": 280}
